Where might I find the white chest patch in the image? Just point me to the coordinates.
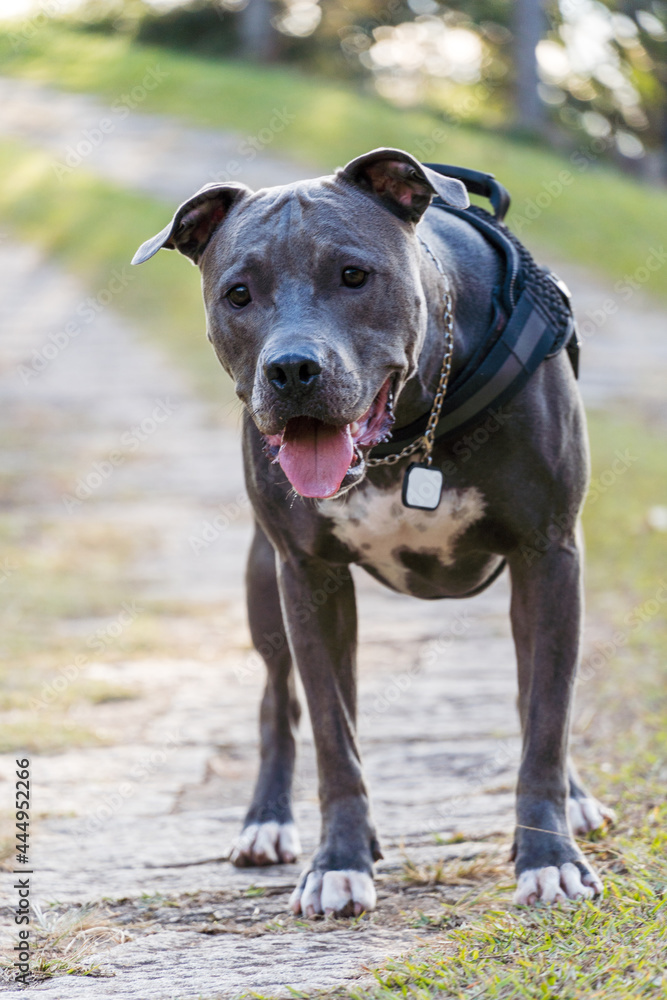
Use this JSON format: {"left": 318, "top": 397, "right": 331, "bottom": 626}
{"left": 319, "top": 481, "right": 486, "bottom": 592}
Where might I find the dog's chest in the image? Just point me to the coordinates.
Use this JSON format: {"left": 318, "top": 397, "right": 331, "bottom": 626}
{"left": 319, "top": 481, "right": 485, "bottom": 593}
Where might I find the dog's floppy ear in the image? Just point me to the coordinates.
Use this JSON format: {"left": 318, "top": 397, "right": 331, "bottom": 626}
{"left": 339, "top": 148, "right": 469, "bottom": 223}
{"left": 132, "top": 183, "right": 250, "bottom": 266}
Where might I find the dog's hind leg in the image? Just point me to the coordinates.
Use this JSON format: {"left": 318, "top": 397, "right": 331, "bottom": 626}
{"left": 567, "top": 526, "right": 615, "bottom": 835}
{"left": 516, "top": 687, "right": 614, "bottom": 837}
{"left": 230, "top": 523, "right": 302, "bottom": 867}
{"left": 567, "top": 760, "right": 615, "bottom": 835}
{"left": 509, "top": 530, "right": 604, "bottom": 904}
{"left": 514, "top": 520, "right": 614, "bottom": 838}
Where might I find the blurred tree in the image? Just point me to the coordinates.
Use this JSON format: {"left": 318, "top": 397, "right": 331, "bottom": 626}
{"left": 68, "top": 0, "right": 667, "bottom": 176}
{"left": 74, "top": 0, "right": 239, "bottom": 54}
{"left": 239, "top": 0, "right": 280, "bottom": 60}
{"left": 514, "top": 0, "right": 545, "bottom": 132}
{"left": 618, "top": 1, "right": 667, "bottom": 178}
{"left": 536, "top": 1, "right": 667, "bottom": 175}
{"left": 135, "top": 1, "right": 236, "bottom": 56}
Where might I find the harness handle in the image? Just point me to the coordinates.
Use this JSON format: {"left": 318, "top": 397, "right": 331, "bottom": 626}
{"left": 424, "top": 163, "right": 511, "bottom": 222}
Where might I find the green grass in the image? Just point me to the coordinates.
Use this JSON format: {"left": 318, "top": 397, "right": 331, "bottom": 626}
{"left": 354, "top": 872, "right": 666, "bottom": 998}
{"left": 1, "top": 24, "right": 667, "bottom": 295}
{"left": 584, "top": 414, "right": 667, "bottom": 599}
{"left": 580, "top": 412, "right": 667, "bottom": 750}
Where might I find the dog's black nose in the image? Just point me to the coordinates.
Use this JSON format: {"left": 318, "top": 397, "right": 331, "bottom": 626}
{"left": 264, "top": 352, "right": 322, "bottom": 396}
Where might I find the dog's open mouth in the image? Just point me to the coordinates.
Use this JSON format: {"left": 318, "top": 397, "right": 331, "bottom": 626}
{"left": 262, "top": 377, "right": 395, "bottom": 499}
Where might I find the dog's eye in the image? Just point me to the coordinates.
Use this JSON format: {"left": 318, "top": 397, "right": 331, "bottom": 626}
{"left": 226, "top": 284, "right": 252, "bottom": 308}
{"left": 342, "top": 267, "right": 368, "bottom": 289}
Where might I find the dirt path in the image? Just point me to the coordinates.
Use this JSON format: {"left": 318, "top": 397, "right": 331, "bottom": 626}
{"left": 0, "top": 76, "right": 666, "bottom": 999}
{"left": 0, "top": 76, "right": 314, "bottom": 201}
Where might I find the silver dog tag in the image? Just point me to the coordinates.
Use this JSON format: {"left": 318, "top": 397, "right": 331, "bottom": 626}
{"left": 402, "top": 463, "right": 443, "bottom": 510}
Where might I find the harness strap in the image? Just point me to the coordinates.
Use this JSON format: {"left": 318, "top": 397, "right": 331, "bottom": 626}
{"left": 438, "top": 202, "right": 523, "bottom": 313}
{"left": 370, "top": 288, "right": 560, "bottom": 455}
{"left": 369, "top": 177, "right": 579, "bottom": 459}
{"left": 423, "top": 163, "right": 512, "bottom": 222}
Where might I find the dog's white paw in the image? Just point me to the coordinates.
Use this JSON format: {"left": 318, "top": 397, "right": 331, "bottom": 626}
{"left": 514, "top": 862, "right": 603, "bottom": 905}
{"left": 290, "top": 869, "right": 376, "bottom": 918}
{"left": 230, "top": 820, "right": 301, "bottom": 867}
{"left": 568, "top": 796, "right": 615, "bottom": 835}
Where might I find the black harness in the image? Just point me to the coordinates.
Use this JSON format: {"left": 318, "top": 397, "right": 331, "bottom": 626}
{"left": 369, "top": 163, "right": 580, "bottom": 460}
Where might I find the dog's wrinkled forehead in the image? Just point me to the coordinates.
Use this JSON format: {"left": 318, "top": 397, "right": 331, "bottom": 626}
{"left": 204, "top": 174, "right": 412, "bottom": 272}
{"left": 131, "top": 148, "right": 469, "bottom": 268}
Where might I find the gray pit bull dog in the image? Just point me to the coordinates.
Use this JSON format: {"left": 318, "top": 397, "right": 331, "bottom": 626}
{"left": 133, "top": 148, "right": 613, "bottom": 915}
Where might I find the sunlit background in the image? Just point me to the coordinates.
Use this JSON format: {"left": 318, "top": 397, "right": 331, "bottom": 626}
{"left": 2, "top": 0, "right": 666, "bottom": 178}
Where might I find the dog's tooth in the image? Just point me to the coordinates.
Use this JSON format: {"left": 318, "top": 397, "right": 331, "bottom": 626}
{"left": 350, "top": 421, "right": 360, "bottom": 435}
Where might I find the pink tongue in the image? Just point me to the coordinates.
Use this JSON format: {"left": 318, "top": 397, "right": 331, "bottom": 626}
{"left": 279, "top": 417, "right": 353, "bottom": 498}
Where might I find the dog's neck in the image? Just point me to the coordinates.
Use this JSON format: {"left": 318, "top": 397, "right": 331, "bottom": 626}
{"left": 390, "top": 239, "right": 461, "bottom": 431}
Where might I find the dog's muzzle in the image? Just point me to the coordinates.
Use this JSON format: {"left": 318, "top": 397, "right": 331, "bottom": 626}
{"left": 262, "top": 377, "right": 395, "bottom": 499}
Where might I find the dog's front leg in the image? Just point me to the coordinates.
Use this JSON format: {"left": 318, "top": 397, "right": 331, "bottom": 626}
{"left": 509, "top": 532, "right": 603, "bottom": 904}
{"left": 231, "top": 524, "right": 302, "bottom": 867}
{"left": 277, "top": 554, "right": 381, "bottom": 918}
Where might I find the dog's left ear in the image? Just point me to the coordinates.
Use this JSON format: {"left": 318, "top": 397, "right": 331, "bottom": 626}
{"left": 339, "top": 148, "right": 469, "bottom": 223}
{"left": 132, "top": 182, "right": 251, "bottom": 266}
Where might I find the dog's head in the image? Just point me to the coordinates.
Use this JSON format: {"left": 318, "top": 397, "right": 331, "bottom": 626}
{"left": 133, "top": 147, "right": 468, "bottom": 500}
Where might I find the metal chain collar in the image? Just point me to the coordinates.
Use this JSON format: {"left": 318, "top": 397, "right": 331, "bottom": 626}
{"left": 366, "top": 238, "right": 455, "bottom": 468}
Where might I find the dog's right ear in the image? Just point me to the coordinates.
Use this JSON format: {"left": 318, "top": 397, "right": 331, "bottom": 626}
{"left": 132, "top": 183, "right": 250, "bottom": 266}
